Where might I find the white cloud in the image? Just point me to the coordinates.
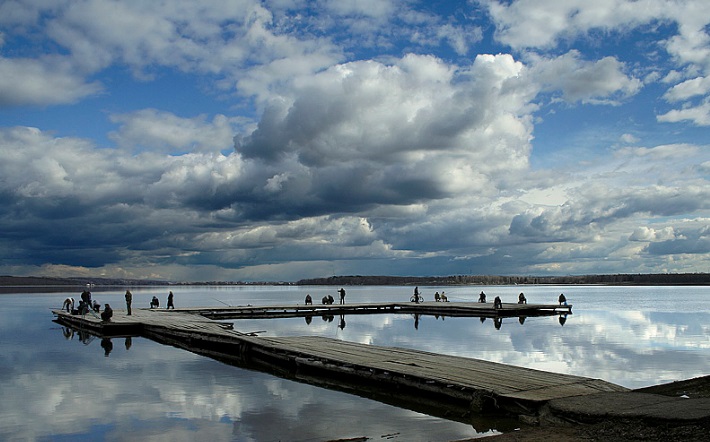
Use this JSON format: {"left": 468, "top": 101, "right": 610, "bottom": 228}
{"left": 0, "top": 56, "right": 102, "bottom": 106}
{"left": 620, "top": 133, "right": 639, "bottom": 144}
{"left": 528, "top": 50, "right": 642, "bottom": 104}
{"left": 663, "top": 76, "right": 710, "bottom": 102}
{"left": 629, "top": 226, "right": 677, "bottom": 241}
{"left": 1, "top": 1, "right": 710, "bottom": 280}
{"left": 486, "top": 0, "right": 676, "bottom": 50}
{"left": 657, "top": 100, "right": 710, "bottom": 125}
{"left": 109, "top": 109, "right": 246, "bottom": 154}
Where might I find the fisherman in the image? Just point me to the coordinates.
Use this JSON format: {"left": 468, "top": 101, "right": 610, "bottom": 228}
{"left": 478, "top": 291, "right": 486, "bottom": 303}
{"left": 80, "top": 290, "right": 90, "bottom": 306}
{"left": 62, "top": 297, "right": 75, "bottom": 312}
{"left": 434, "top": 291, "right": 440, "bottom": 302}
{"left": 518, "top": 292, "right": 527, "bottom": 304}
{"left": 92, "top": 300, "right": 101, "bottom": 312}
{"left": 338, "top": 288, "right": 346, "bottom": 304}
{"left": 167, "top": 291, "right": 174, "bottom": 309}
{"left": 493, "top": 296, "right": 502, "bottom": 309}
{"left": 440, "top": 291, "right": 448, "bottom": 302}
{"left": 305, "top": 294, "right": 312, "bottom": 305}
{"left": 100, "top": 304, "right": 113, "bottom": 322}
{"left": 77, "top": 300, "right": 89, "bottom": 315}
{"left": 558, "top": 293, "right": 567, "bottom": 305}
{"left": 328, "top": 294, "right": 335, "bottom": 305}
{"left": 125, "top": 290, "right": 133, "bottom": 315}
{"left": 150, "top": 296, "right": 159, "bottom": 308}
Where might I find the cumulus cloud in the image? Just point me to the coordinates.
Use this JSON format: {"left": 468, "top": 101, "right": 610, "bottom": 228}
{"left": 0, "top": 56, "right": 102, "bottom": 106}
{"left": 109, "top": 110, "right": 246, "bottom": 154}
{"left": 486, "top": 0, "right": 674, "bottom": 50}
{"left": 657, "top": 100, "right": 710, "bottom": 125}
{"left": 1, "top": 1, "right": 710, "bottom": 280}
{"left": 646, "top": 224, "right": 710, "bottom": 255}
{"left": 528, "top": 50, "right": 642, "bottom": 104}
{"left": 663, "top": 76, "right": 710, "bottom": 102}
{"left": 485, "top": 0, "right": 710, "bottom": 125}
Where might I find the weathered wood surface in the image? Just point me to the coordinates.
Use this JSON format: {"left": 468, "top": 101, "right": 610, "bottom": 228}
{"left": 52, "top": 303, "right": 613, "bottom": 416}
{"left": 251, "top": 335, "right": 624, "bottom": 403}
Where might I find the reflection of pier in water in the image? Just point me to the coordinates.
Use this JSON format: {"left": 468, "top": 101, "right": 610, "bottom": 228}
{"left": 52, "top": 301, "right": 617, "bottom": 428}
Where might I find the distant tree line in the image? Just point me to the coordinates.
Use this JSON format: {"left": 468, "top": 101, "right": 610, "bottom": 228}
{"left": 3, "top": 272, "right": 709, "bottom": 287}
{"left": 296, "top": 273, "right": 710, "bottom": 286}
{"left": 0, "top": 275, "right": 169, "bottom": 287}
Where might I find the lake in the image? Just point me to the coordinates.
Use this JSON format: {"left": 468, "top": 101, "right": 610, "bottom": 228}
{"left": 1, "top": 285, "right": 708, "bottom": 441}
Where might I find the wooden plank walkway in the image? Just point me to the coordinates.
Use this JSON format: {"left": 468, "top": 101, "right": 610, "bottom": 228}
{"left": 173, "top": 300, "right": 572, "bottom": 320}
{"left": 52, "top": 302, "right": 616, "bottom": 417}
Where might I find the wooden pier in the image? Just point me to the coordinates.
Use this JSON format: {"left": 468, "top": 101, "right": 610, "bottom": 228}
{"left": 171, "top": 300, "right": 572, "bottom": 320}
{"left": 52, "top": 301, "right": 615, "bottom": 422}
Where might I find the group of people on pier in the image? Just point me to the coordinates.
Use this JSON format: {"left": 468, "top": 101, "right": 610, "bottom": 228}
{"left": 475, "top": 290, "right": 567, "bottom": 308}
{"left": 62, "top": 289, "right": 114, "bottom": 322}
{"left": 304, "top": 288, "right": 347, "bottom": 305}
{"left": 63, "top": 289, "right": 176, "bottom": 321}
{"left": 410, "top": 287, "right": 449, "bottom": 303}
{"left": 128, "top": 290, "right": 175, "bottom": 314}
{"left": 299, "top": 288, "right": 568, "bottom": 307}
{"left": 144, "top": 291, "right": 176, "bottom": 310}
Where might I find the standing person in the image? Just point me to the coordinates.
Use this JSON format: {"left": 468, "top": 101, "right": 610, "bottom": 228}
{"left": 80, "top": 290, "right": 90, "bottom": 306}
{"left": 167, "top": 291, "right": 174, "bottom": 309}
{"left": 338, "top": 288, "right": 346, "bottom": 304}
{"left": 125, "top": 290, "right": 133, "bottom": 315}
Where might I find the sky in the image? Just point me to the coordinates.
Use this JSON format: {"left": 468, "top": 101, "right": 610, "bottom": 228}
{"left": 1, "top": 0, "right": 709, "bottom": 282}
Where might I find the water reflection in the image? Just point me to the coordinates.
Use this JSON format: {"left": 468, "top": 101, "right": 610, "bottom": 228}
{"left": 301, "top": 310, "right": 563, "bottom": 332}
{"left": 54, "top": 322, "right": 518, "bottom": 436}
{"left": 2, "top": 285, "right": 709, "bottom": 441}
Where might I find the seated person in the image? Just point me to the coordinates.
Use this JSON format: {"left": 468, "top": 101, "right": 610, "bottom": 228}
{"left": 478, "top": 291, "right": 486, "bottom": 303}
{"left": 100, "top": 304, "right": 113, "bottom": 322}
{"left": 518, "top": 292, "right": 527, "bottom": 304}
{"left": 77, "top": 300, "right": 89, "bottom": 315}
{"left": 493, "top": 296, "right": 502, "bottom": 309}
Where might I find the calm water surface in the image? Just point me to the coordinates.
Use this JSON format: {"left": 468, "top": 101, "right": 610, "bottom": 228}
{"left": 0, "top": 285, "right": 708, "bottom": 441}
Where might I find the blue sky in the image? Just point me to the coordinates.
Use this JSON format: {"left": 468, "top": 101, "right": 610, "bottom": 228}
{"left": 1, "top": 0, "right": 709, "bottom": 282}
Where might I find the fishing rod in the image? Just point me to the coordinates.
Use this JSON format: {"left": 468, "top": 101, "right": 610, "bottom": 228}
{"left": 211, "top": 297, "right": 232, "bottom": 307}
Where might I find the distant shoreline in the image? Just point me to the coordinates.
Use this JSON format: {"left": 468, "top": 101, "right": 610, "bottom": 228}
{"left": 2, "top": 273, "right": 708, "bottom": 287}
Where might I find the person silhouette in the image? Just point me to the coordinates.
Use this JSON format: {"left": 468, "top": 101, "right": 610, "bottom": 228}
{"left": 167, "top": 291, "right": 175, "bottom": 309}
{"left": 338, "top": 288, "right": 346, "bottom": 304}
